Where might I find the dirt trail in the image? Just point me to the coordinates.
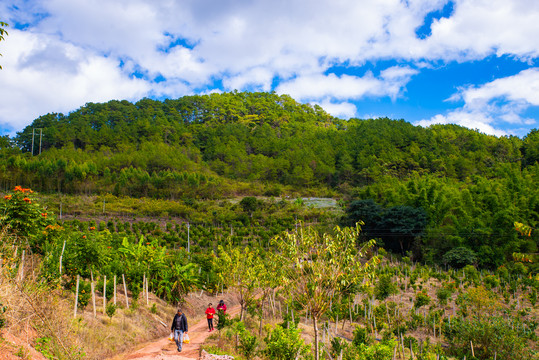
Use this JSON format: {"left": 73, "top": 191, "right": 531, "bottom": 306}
{"left": 110, "top": 305, "right": 241, "bottom": 360}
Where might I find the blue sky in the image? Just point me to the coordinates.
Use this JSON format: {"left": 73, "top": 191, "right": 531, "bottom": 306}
{"left": 1, "top": 0, "right": 538, "bottom": 137}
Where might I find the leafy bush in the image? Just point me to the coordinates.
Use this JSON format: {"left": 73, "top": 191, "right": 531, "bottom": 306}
{"left": 374, "top": 274, "right": 399, "bottom": 300}
{"left": 105, "top": 303, "right": 117, "bottom": 321}
{"left": 263, "top": 325, "right": 310, "bottom": 360}
{"left": 442, "top": 247, "right": 477, "bottom": 269}
{"left": 352, "top": 326, "right": 369, "bottom": 347}
{"left": 443, "top": 315, "right": 535, "bottom": 359}
{"left": 0, "top": 186, "right": 53, "bottom": 252}
{"left": 239, "top": 330, "right": 258, "bottom": 360}
{"left": 436, "top": 287, "right": 453, "bottom": 305}
{"left": 483, "top": 274, "right": 500, "bottom": 290}
{"left": 356, "top": 339, "right": 397, "bottom": 360}
{"left": 0, "top": 301, "right": 7, "bottom": 328}
{"left": 414, "top": 291, "right": 431, "bottom": 309}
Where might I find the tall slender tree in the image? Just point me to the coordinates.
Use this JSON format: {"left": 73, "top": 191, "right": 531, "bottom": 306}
{"left": 273, "top": 223, "right": 380, "bottom": 360}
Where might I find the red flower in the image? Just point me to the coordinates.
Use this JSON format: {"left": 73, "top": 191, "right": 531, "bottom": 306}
{"left": 90, "top": 226, "right": 96, "bottom": 230}
{"left": 13, "top": 186, "right": 23, "bottom": 192}
{"left": 23, "top": 197, "right": 31, "bottom": 203}
{"left": 82, "top": 235, "right": 86, "bottom": 239}
{"left": 4, "top": 195, "right": 11, "bottom": 200}
{"left": 41, "top": 213, "right": 47, "bottom": 217}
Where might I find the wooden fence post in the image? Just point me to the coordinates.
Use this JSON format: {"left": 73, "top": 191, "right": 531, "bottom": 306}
{"left": 142, "top": 273, "right": 146, "bottom": 301}
{"left": 59, "top": 239, "right": 66, "bottom": 275}
{"left": 73, "top": 275, "right": 80, "bottom": 318}
{"left": 114, "top": 275, "right": 117, "bottom": 305}
{"left": 91, "top": 271, "right": 96, "bottom": 318}
{"left": 146, "top": 276, "right": 149, "bottom": 306}
{"left": 122, "top": 274, "right": 129, "bottom": 308}
{"left": 103, "top": 275, "right": 107, "bottom": 315}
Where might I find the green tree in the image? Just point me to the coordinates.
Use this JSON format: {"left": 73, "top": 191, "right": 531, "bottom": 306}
{"left": 0, "top": 21, "right": 8, "bottom": 69}
{"left": 217, "top": 244, "right": 263, "bottom": 321}
{"left": 273, "top": 224, "right": 379, "bottom": 360}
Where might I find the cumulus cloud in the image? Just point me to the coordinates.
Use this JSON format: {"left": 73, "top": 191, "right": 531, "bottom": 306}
{"left": 416, "top": 68, "right": 539, "bottom": 136}
{"left": 314, "top": 99, "right": 357, "bottom": 119}
{"left": 276, "top": 66, "right": 417, "bottom": 101}
{"left": 0, "top": 0, "right": 539, "bottom": 133}
{"left": 0, "top": 30, "right": 149, "bottom": 132}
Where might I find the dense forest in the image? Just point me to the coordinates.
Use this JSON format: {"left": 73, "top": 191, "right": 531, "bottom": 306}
{"left": 1, "top": 91, "right": 538, "bottom": 269}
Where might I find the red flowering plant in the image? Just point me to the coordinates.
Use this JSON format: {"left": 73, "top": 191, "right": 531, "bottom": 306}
{"left": 0, "top": 186, "right": 55, "bottom": 253}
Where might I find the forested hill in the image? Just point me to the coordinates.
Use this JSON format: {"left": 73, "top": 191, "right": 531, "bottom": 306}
{"left": 1, "top": 91, "right": 539, "bottom": 267}
{"left": 2, "top": 91, "right": 538, "bottom": 198}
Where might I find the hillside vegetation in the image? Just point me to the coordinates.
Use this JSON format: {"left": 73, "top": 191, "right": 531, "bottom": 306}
{"left": 1, "top": 92, "right": 538, "bottom": 269}
{"left": 0, "top": 92, "right": 538, "bottom": 359}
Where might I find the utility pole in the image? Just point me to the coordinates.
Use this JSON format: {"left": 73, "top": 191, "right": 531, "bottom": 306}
{"left": 187, "top": 222, "right": 190, "bottom": 253}
{"left": 31, "top": 128, "right": 43, "bottom": 155}
{"left": 39, "top": 128, "right": 43, "bottom": 154}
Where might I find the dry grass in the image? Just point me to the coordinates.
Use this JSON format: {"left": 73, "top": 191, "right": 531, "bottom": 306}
{"left": 0, "top": 227, "right": 243, "bottom": 360}
{"left": 0, "top": 230, "right": 176, "bottom": 360}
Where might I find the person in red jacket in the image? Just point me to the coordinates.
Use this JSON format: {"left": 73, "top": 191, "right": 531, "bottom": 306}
{"left": 216, "top": 299, "right": 227, "bottom": 314}
{"left": 205, "top": 303, "right": 216, "bottom": 332}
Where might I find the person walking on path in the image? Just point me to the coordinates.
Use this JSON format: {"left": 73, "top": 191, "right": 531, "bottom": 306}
{"left": 217, "top": 299, "right": 227, "bottom": 314}
{"left": 205, "top": 303, "right": 216, "bottom": 332}
{"left": 171, "top": 309, "right": 188, "bottom": 352}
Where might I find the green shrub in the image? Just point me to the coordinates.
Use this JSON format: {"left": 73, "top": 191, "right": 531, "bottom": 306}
{"left": 263, "top": 325, "right": 310, "bottom": 360}
{"left": 483, "top": 274, "right": 500, "bottom": 290}
{"left": 374, "top": 274, "right": 399, "bottom": 300}
{"left": 442, "top": 247, "right": 477, "bottom": 269}
{"left": 105, "top": 303, "right": 117, "bottom": 321}
{"left": 414, "top": 291, "right": 431, "bottom": 309}
{"left": 352, "top": 326, "right": 368, "bottom": 347}
{"left": 239, "top": 330, "right": 258, "bottom": 360}
{"left": 0, "top": 302, "right": 7, "bottom": 328}
{"left": 436, "top": 287, "right": 453, "bottom": 305}
{"left": 443, "top": 315, "right": 535, "bottom": 359}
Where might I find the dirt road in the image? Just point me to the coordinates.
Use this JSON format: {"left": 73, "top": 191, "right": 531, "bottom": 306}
{"left": 110, "top": 306, "right": 240, "bottom": 360}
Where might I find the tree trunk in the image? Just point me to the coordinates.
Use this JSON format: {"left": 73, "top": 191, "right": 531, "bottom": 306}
{"left": 259, "top": 296, "right": 264, "bottom": 336}
{"left": 313, "top": 316, "right": 319, "bottom": 360}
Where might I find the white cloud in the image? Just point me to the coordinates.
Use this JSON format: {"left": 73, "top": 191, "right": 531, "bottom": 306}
{"left": 416, "top": 111, "right": 509, "bottom": 137}
{"left": 222, "top": 67, "right": 274, "bottom": 92}
{"left": 314, "top": 99, "right": 357, "bottom": 119}
{"left": 422, "top": 0, "right": 539, "bottom": 61}
{"left": 1, "top": 0, "right": 539, "bottom": 133}
{"left": 276, "top": 66, "right": 417, "bottom": 101}
{"left": 0, "top": 30, "right": 149, "bottom": 132}
{"left": 416, "top": 68, "right": 539, "bottom": 136}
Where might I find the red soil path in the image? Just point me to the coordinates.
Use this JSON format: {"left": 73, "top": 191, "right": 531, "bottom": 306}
{"left": 109, "top": 305, "right": 240, "bottom": 360}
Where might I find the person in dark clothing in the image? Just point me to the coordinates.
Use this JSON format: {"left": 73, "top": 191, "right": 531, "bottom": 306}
{"left": 171, "top": 309, "right": 188, "bottom": 352}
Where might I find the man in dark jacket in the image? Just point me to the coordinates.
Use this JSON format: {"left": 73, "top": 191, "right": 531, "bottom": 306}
{"left": 171, "top": 309, "right": 188, "bottom": 352}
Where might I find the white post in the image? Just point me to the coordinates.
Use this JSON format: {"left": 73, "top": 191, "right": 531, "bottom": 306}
{"left": 73, "top": 275, "right": 80, "bottom": 318}
{"left": 18, "top": 250, "right": 25, "bottom": 282}
{"left": 122, "top": 274, "right": 129, "bottom": 308}
{"left": 91, "top": 271, "right": 96, "bottom": 318}
{"left": 142, "top": 273, "right": 146, "bottom": 300}
{"left": 113, "top": 275, "right": 117, "bottom": 305}
{"left": 146, "top": 276, "right": 149, "bottom": 305}
{"left": 59, "top": 239, "right": 66, "bottom": 275}
{"left": 103, "top": 275, "right": 107, "bottom": 315}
